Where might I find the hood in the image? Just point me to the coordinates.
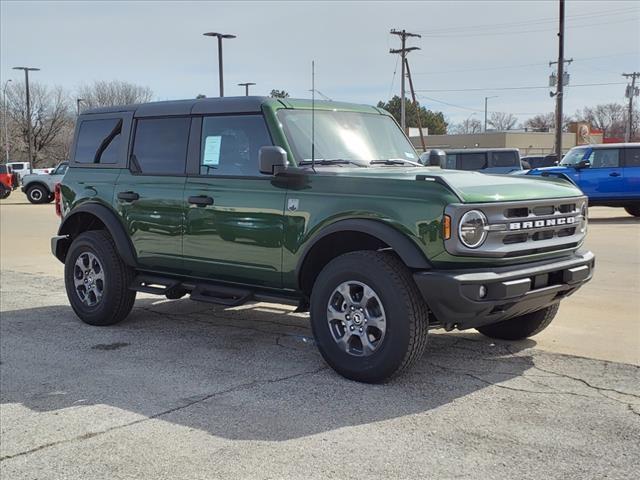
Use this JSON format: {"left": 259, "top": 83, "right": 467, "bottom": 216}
{"left": 319, "top": 166, "right": 584, "bottom": 203}
{"left": 528, "top": 165, "right": 575, "bottom": 175}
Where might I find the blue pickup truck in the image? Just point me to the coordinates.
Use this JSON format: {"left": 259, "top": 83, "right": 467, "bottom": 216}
{"left": 526, "top": 143, "right": 640, "bottom": 217}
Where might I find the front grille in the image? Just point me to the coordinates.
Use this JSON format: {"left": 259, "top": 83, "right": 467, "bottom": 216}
{"left": 444, "top": 196, "right": 587, "bottom": 258}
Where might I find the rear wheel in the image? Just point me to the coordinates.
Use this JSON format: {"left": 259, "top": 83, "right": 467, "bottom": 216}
{"left": 26, "top": 184, "right": 49, "bottom": 204}
{"left": 624, "top": 205, "right": 640, "bottom": 217}
{"left": 310, "top": 251, "right": 428, "bottom": 383}
{"left": 476, "top": 304, "right": 559, "bottom": 340}
{"left": 64, "top": 230, "right": 136, "bottom": 326}
{"left": 0, "top": 186, "right": 10, "bottom": 199}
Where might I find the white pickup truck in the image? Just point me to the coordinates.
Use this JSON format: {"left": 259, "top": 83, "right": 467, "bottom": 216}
{"left": 21, "top": 162, "right": 68, "bottom": 204}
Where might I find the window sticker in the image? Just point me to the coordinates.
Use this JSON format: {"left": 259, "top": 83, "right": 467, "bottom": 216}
{"left": 203, "top": 136, "right": 222, "bottom": 166}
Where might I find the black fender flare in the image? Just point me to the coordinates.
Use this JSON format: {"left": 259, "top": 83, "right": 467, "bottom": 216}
{"left": 57, "top": 202, "right": 137, "bottom": 267}
{"left": 295, "top": 218, "right": 431, "bottom": 284}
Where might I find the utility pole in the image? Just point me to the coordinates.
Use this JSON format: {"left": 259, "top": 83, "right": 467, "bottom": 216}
{"left": 203, "top": 32, "right": 236, "bottom": 97}
{"left": 2, "top": 79, "right": 11, "bottom": 163}
{"left": 12, "top": 67, "right": 40, "bottom": 173}
{"left": 484, "top": 96, "right": 497, "bottom": 132}
{"left": 622, "top": 72, "right": 640, "bottom": 142}
{"left": 404, "top": 58, "right": 426, "bottom": 151}
{"left": 237, "top": 82, "right": 255, "bottom": 96}
{"left": 390, "top": 29, "right": 420, "bottom": 133}
{"left": 551, "top": 0, "right": 567, "bottom": 158}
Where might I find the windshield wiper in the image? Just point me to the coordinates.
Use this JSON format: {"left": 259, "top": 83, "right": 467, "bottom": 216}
{"left": 370, "top": 158, "right": 423, "bottom": 167}
{"left": 298, "top": 159, "right": 367, "bottom": 167}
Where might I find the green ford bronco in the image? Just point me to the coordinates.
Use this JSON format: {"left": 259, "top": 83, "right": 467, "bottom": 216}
{"left": 52, "top": 97, "right": 594, "bottom": 382}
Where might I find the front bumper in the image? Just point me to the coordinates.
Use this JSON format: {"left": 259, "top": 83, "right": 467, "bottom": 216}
{"left": 413, "top": 250, "right": 595, "bottom": 330}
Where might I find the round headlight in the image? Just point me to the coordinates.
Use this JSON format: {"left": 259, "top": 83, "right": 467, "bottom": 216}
{"left": 458, "top": 210, "right": 488, "bottom": 248}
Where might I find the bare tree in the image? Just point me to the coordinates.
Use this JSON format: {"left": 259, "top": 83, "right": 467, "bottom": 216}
{"left": 524, "top": 112, "right": 573, "bottom": 132}
{"left": 270, "top": 89, "right": 290, "bottom": 99}
{"left": 575, "top": 103, "right": 625, "bottom": 138}
{"left": 451, "top": 117, "right": 482, "bottom": 134}
{"left": 487, "top": 112, "right": 518, "bottom": 131}
{"left": 5, "top": 81, "right": 73, "bottom": 166}
{"left": 77, "top": 80, "right": 153, "bottom": 109}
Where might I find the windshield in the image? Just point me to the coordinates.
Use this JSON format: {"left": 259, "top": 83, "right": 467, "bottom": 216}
{"left": 560, "top": 147, "right": 589, "bottom": 166}
{"left": 278, "top": 110, "right": 418, "bottom": 166}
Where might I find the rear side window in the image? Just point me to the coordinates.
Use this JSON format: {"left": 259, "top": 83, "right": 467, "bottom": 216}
{"left": 458, "top": 153, "right": 487, "bottom": 170}
{"left": 132, "top": 118, "right": 190, "bottom": 175}
{"left": 199, "top": 115, "right": 272, "bottom": 176}
{"left": 625, "top": 148, "right": 640, "bottom": 166}
{"left": 75, "top": 119, "right": 123, "bottom": 164}
{"left": 490, "top": 151, "right": 518, "bottom": 167}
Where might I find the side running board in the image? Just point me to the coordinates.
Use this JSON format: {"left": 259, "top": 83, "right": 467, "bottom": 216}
{"left": 131, "top": 274, "right": 253, "bottom": 307}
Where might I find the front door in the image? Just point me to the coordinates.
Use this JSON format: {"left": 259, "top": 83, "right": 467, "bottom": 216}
{"left": 576, "top": 148, "right": 624, "bottom": 201}
{"left": 183, "top": 114, "right": 286, "bottom": 288}
{"left": 115, "top": 116, "right": 190, "bottom": 274}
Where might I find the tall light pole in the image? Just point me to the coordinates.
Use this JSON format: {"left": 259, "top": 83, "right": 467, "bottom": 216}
{"left": 484, "top": 96, "right": 498, "bottom": 132}
{"left": 2, "top": 79, "right": 11, "bottom": 163}
{"left": 12, "top": 67, "right": 40, "bottom": 173}
{"left": 237, "top": 82, "right": 255, "bottom": 96}
{"left": 203, "top": 32, "right": 236, "bottom": 97}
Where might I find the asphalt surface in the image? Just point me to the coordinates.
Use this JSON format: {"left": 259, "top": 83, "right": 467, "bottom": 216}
{"left": 1, "top": 193, "right": 639, "bottom": 479}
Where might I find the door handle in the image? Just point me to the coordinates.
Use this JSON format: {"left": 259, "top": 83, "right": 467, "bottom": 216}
{"left": 188, "top": 195, "right": 214, "bottom": 207}
{"left": 609, "top": 172, "right": 621, "bottom": 177}
{"left": 118, "top": 191, "right": 140, "bottom": 202}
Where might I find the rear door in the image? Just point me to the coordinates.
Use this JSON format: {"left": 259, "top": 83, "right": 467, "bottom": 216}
{"left": 114, "top": 116, "right": 190, "bottom": 274}
{"left": 457, "top": 153, "right": 487, "bottom": 171}
{"left": 183, "top": 114, "right": 286, "bottom": 288}
{"left": 621, "top": 147, "right": 640, "bottom": 199}
{"left": 577, "top": 148, "right": 624, "bottom": 200}
{"left": 488, "top": 151, "right": 520, "bottom": 173}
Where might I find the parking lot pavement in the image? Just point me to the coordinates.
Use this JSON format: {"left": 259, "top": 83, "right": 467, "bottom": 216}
{"left": 1, "top": 194, "right": 639, "bottom": 479}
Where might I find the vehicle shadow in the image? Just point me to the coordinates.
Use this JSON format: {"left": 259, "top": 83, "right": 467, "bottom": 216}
{"left": 1, "top": 297, "right": 537, "bottom": 442}
{"left": 588, "top": 215, "right": 638, "bottom": 225}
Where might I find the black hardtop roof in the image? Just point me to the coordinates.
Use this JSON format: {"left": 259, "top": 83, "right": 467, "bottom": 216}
{"left": 82, "top": 96, "right": 271, "bottom": 117}
{"left": 444, "top": 148, "right": 519, "bottom": 154}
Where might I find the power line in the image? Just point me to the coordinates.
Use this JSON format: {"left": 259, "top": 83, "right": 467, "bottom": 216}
{"left": 417, "top": 94, "right": 547, "bottom": 116}
{"left": 411, "top": 52, "right": 640, "bottom": 77}
{"left": 420, "top": 17, "right": 637, "bottom": 38}
{"left": 416, "top": 82, "right": 626, "bottom": 93}
{"left": 415, "top": 7, "right": 638, "bottom": 35}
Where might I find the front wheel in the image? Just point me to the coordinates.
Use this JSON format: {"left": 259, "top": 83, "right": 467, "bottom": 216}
{"left": 26, "top": 184, "right": 49, "bottom": 204}
{"left": 476, "top": 304, "right": 559, "bottom": 340}
{"left": 624, "top": 205, "right": 640, "bottom": 217}
{"left": 310, "top": 251, "right": 428, "bottom": 383}
{"left": 64, "top": 230, "right": 136, "bottom": 326}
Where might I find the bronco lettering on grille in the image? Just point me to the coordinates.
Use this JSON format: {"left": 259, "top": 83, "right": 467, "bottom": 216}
{"left": 509, "top": 216, "right": 575, "bottom": 231}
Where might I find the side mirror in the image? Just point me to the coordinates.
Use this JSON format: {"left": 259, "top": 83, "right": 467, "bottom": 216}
{"left": 259, "top": 146, "right": 289, "bottom": 175}
{"left": 576, "top": 160, "right": 591, "bottom": 169}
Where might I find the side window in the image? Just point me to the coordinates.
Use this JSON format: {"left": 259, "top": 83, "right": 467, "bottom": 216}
{"left": 444, "top": 154, "right": 456, "bottom": 169}
{"left": 75, "top": 118, "right": 123, "bottom": 164}
{"left": 199, "top": 115, "right": 272, "bottom": 176}
{"left": 624, "top": 148, "right": 640, "bottom": 167}
{"left": 458, "top": 153, "right": 487, "bottom": 170}
{"left": 490, "top": 151, "right": 518, "bottom": 167}
{"left": 589, "top": 149, "right": 620, "bottom": 168}
{"left": 54, "top": 163, "right": 68, "bottom": 175}
{"left": 132, "top": 118, "right": 190, "bottom": 175}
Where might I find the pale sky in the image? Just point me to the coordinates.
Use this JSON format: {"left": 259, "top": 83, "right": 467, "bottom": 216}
{"left": 2, "top": 0, "right": 639, "bottom": 126}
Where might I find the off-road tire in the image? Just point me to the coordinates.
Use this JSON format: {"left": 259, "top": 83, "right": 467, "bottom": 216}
{"left": 476, "top": 303, "right": 559, "bottom": 340}
{"left": 624, "top": 205, "right": 640, "bottom": 217}
{"left": 0, "top": 186, "right": 10, "bottom": 199}
{"left": 26, "top": 184, "right": 49, "bottom": 204}
{"left": 310, "top": 251, "right": 429, "bottom": 383}
{"left": 64, "top": 230, "right": 136, "bottom": 326}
